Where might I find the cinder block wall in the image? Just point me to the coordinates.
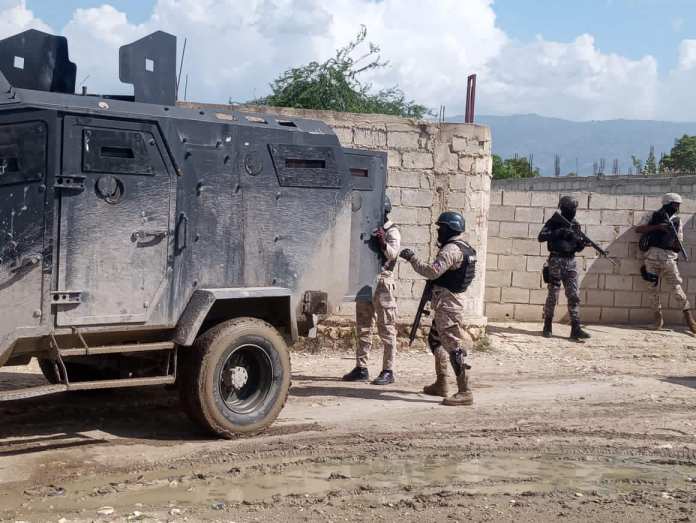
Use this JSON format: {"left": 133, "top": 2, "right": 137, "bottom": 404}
{"left": 487, "top": 175, "right": 696, "bottom": 325}
{"left": 179, "top": 103, "right": 492, "bottom": 327}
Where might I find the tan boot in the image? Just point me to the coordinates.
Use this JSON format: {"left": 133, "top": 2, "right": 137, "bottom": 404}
{"left": 423, "top": 347, "right": 449, "bottom": 397}
{"left": 442, "top": 368, "right": 473, "bottom": 406}
{"left": 683, "top": 310, "right": 696, "bottom": 334}
{"left": 654, "top": 310, "right": 664, "bottom": 330}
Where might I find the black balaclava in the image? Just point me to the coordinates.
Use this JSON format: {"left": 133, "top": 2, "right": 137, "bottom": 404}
{"left": 559, "top": 196, "right": 578, "bottom": 221}
{"left": 437, "top": 224, "right": 457, "bottom": 246}
{"left": 664, "top": 202, "right": 680, "bottom": 217}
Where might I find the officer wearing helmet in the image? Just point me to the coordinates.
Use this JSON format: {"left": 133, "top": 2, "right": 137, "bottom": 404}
{"left": 400, "top": 211, "right": 477, "bottom": 406}
{"left": 538, "top": 195, "right": 591, "bottom": 341}
{"left": 343, "top": 195, "right": 402, "bottom": 385}
{"left": 635, "top": 192, "right": 696, "bottom": 333}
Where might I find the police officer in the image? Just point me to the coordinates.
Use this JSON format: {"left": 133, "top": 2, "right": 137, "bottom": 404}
{"left": 343, "top": 195, "right": 402, "bottom": 385}
{"left": 399, "top": 211, "right": 476, "bottom": 406}
{"left": 635, "top": 193, "right": 696, "bottom": 333}
{"left": 538, "top": 196, "right": 591, "bottom": 341}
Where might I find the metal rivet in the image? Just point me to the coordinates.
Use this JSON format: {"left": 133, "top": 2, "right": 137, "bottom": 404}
{"left": 32, "top": 309, "right": 42, "bottom": 318}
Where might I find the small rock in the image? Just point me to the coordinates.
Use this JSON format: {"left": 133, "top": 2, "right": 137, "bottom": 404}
{"left": 574, "top": 492, "right": 584, "bottom": 498}
{"left": 211, "top": 501, "right": 225, "bottom": 510}
{"left": 328, "top": 472, "right": 350, "bottom": 480}
{"left": 169, "top": 508, "right": 182, "bottom": 516}
{"left": 97, "top": 506, "right": 115, "bottom": 516}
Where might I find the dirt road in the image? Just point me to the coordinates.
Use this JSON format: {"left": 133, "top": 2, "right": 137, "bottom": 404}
{"left": 1, "top": 322, "right": 695, "bottom": 522}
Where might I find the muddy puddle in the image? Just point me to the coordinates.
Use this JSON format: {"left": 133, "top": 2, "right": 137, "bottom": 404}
{"left": 5, "top": 451, "right": 696, "bottom": 515}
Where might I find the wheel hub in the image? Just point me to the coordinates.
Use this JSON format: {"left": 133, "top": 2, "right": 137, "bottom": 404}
{"left": 227, "top": 366, "right": 249, "bottom": 389}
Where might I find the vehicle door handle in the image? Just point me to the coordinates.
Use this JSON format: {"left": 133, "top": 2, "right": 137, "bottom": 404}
{"left": 176, "top": 213, "right": 188, "bottom": 253}
{"left": 131, "top": 229, "right": 169, "bottom": 244}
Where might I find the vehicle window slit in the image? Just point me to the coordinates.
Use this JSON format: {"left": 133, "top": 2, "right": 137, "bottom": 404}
{"left": 285, "top": 159, "right": 326, "bottom": 169}
{"left": 101, "top": 146, "right": 135, "bottom": 159}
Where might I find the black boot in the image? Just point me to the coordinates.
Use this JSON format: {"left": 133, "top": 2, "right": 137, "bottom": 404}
{"left": 372, "top": 370, "right": 394, "bottom": 385}
{"left": 569, "top": 321, "right": 591, "bottom": 341}
{"left": 342, "top": 366, "right": 369, "bottom": 382}
{"left": 543, "top": 317, "right": 553, "bottom": 338}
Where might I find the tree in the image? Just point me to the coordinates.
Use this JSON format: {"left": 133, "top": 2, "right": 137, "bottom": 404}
{"left": 631, "top": 155, "right": 642, "bottom": 175}
{"left": 643, "top": 146, "right": 657, "bottom": 175}
{"left": 492, "top": 154, "right": 540, "bottom": 180}
{"left": 661, "top": 135, "right": 696, "bottom": 175}
{"left": 252, "top": 26, "right": 428, "bottom": 119}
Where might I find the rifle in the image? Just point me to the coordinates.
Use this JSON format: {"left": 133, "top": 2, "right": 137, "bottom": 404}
{"left": 554, "top": 211, "right": 618, "bottom": 266}
{"left": 409, "top": 280, "right": 433, "bottom": 345}
{"left": 668, "top": 215, "right": 689, "bottom": 261}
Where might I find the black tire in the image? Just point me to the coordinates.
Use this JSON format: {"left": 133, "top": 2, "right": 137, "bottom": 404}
{"left": 178, "top": 317, "right": 291, "bottom": 438}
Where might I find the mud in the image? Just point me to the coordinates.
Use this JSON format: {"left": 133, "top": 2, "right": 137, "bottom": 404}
{"left": 1, "top": 322, "right": 696, "bottom": 521}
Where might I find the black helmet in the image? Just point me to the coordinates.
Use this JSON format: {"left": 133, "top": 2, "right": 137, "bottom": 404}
{"left": 559, "top": 195, "right": 578, "bottom": 211}
{"left": 436, "top": 211, "right": 465, "bottom": 232}
{"left": 384, "top": 194, "right": 392, "bottom": 215}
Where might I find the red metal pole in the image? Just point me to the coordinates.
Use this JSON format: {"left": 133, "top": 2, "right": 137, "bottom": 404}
{"left": 465, "top": 74, "right": 477, "bottom": 123}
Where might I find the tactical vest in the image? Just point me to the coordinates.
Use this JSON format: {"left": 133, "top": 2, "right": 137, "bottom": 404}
{"left": 641, "top": 211, "right": 679, "bottom": 252}
{"left": 432, "top": 240, "right": 477, "bottom": 293}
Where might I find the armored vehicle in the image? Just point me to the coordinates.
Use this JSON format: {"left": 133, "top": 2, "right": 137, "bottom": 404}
{"left": 0, "top": 30, "right": 387, "bottom": 437}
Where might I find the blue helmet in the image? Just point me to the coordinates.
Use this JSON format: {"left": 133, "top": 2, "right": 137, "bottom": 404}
{"left": 436, "top": 211, "right": 465, "bottom": 232}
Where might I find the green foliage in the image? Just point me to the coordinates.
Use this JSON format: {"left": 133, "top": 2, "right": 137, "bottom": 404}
{"left": 661, "top": 135, "right": 696, "bottom": 174}
{"left": 252, "top": 26, "right": 428, "bottom": 119}
{"left": 631, "top": 155, "right": 643, "bottom": 174}
{"left": 492, "top": 154, "right": 540, "bottom": 180}
{"left": 644, "top": 147, "right": 657, "bottom": 175}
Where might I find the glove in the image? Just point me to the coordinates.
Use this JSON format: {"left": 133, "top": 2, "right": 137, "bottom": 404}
{"left": 372, "top": 227, "right": 387, "bottom": 249}
{"left": 399, "top": 248, "right": 415, "bottom": 261}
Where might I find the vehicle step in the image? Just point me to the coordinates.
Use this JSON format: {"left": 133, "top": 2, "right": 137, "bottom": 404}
{"left": 67, "top": 375, "right": 175, "bottom": 390}
{"left": 0, "top": 376, "right": 175, "bottom": 401}
{"left": 0, "top": 384, "right": 68, "bottom": 401}
{"left": 59, "top": 341, "right": 175, "bottom": 357}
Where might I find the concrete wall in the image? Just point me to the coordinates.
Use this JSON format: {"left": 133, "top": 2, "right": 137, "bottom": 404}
{"left": 486, "top": 175, "right": 696, "bottom": 324}
{"left": 180, "top": 103, "right": 492, "bottom": 326}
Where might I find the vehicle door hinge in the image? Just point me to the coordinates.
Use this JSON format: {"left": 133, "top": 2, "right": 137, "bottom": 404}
{"left": 50, "top": 290, "right": 83, "bottom": 305}
{"left": 54, "top": 175, "right": 86, "bottom": 191}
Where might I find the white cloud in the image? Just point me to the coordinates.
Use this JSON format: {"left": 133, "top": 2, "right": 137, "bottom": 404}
{"left": 678, "top": 39, "right": 696, "bottom": 71}
{"left": 0, "top": 0, "right": 51, "bottom": 39}
{"left": 0, "top": 0, "right": 693, "bottom": 120}
{"left": 482, "top": 34, "right": 659, "bottom": 120}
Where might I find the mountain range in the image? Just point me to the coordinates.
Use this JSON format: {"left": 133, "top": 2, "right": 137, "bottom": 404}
{"left": 447, "top": 114, "right": 696, "bottom": 177}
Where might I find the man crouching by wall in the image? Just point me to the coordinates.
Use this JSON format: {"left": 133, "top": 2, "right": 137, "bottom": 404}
{"left": 635, "top": 192, "right": 696, "bottom": 334}
{"left": 399, "top": 211, "right": 476, "bottom": 406}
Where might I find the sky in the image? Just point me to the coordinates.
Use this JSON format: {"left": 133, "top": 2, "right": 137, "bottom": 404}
{"left": 3, "top": 0, "right": 696, "bottom": 121}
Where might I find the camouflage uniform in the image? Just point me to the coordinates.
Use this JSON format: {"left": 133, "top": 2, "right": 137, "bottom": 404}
{"left": 355, "top": 221, "right": 401, "bottom": 371}
{"left": 538, "top": 215, "right": 587, "bottom": 326}
{"left": 409, "top": 233, "right": 474, "bottom": 355}
{"left": 543, "top": 256, "right": 581, "bottom": 324}
{"left": 638, "top": 213, "right": 691, "bottom": 312}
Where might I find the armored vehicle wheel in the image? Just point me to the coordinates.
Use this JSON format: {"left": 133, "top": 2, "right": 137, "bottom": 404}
{"left": 179, "top": 318, "right": 291, "bottom": 438}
